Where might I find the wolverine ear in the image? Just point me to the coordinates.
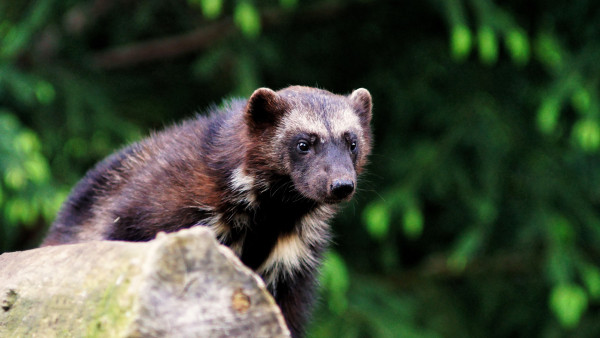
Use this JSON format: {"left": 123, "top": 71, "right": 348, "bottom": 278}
{"left": 349, "top": 88, "right": 372, "bottom": 126}
{"left": 246, "top": 88, "right": 287, "bottom": 131}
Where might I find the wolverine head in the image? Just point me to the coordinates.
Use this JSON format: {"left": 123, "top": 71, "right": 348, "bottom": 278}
{"left": 244, "top": 86, "right": 372, "bottom": 204}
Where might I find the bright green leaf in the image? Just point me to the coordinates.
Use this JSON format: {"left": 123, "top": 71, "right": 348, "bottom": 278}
{"left": 24, "top": 154, "right": 49, "bottom": 183}
{"left": 477, "top": 26, "right": 498, "bottom": 65}
{"left": 4, "top": 166, "right": 26, "bottom": 190}
{"left": 572, "top": 118, "right": 600, "bottom": 152}
{"left": 14, "top": 130, "right": 41, "bottom": 154}
{"left": 581, "top": 265, "right": 600, "bottom": 300}
{"left": 450, "top": 25, "right": 472, "bottom": 61}
{"left": 535, "top": 34, "right": 563, "bottom": 70}
{"left": 447, "top": 228, "right": 482, "bottom": 273}
{"left": 550, "top": 284, "right": 588, "bottom": 329}
{"left": 505, "top": 29, "right": 530, "bottom": 65}
{"left": 537, "top": 97, "right": 561, "bottom": 134}
{"left": 197, "top": 0, "right": 223, "bottom": 19}
{"left": 362, "top": 202, "right": 390, "bottom": 240}
{"left": 571, "top": 87, "right": 591, "bottom": 114}
{"left": 35, "top": 80, "right": 55, "bottom": 105}
{"left": 234, "top": 1, "right": 261, "bottom": 38}
{"left": 403, "top": 205, "right": 423, "bottom": 239}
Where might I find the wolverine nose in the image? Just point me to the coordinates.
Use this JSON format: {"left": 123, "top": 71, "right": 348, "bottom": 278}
{"left": 331, "top": 179, "right": 355, "bottom": 199}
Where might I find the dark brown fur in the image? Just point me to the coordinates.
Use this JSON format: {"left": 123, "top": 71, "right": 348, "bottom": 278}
{"left": 42, "top": 86, "right": 372, "bottom": 337}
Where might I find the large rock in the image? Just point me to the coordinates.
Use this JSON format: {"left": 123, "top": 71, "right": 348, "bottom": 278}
{"left": 0, "top": 227, "right": 290, "bottom": 337}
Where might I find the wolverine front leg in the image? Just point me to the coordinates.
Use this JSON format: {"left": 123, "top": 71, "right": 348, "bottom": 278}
{"left": 270, "top": 270, "right": 318, "bottom": 338}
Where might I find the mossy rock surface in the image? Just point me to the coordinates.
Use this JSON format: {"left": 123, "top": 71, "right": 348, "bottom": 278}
{"left": 0, "top": 227, "right": 290, "bottom": 337}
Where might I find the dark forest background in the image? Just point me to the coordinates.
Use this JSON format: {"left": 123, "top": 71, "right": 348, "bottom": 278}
{"left": 2, "top": 0, "right": 600, "bottom": 336}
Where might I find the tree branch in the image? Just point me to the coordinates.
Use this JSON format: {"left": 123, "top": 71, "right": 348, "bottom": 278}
{"left": 384, "top": 251, "right": 540, "bottom": 290}
{"left": 90, "top": 2, "right": 346, "bottom": 69}
{"left": 91, "top": 19, "right": 235, "bottom": 69}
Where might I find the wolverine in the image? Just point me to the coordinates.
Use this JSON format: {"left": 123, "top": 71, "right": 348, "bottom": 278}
{"left": 42, "top": 86, "right": 373, "bottom": 337}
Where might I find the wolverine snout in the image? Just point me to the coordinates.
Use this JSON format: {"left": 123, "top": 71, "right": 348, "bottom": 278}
{"left": 330, "top": 179, "right": 355, "bottom": 200}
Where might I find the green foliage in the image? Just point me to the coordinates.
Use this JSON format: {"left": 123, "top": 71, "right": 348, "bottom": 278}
{"left": 2, "top": 0, "right": 600, "bottom": 336}
{"left": 450, "top": 25, "right": 472, "bottom": 61}
{"left": 504, "top": 29, "right": 529, "bottom": 65}
{"left": 581, "top": 264, "right": 600, "bottom": 301}
{"left": 550, "top": 284, "right": 588, "bottom": 329}
{"left": 445, "top": 0, "right": 471, "bottom": 61}
{"left": 319, "top": 251, "right": 350, "bottom": 314}
{"left": 234, "top": 1, "right": 261, "bottom": 38}
{"left": 0, "top": 0, "right": 53, "bottom": 59}
{"left": 535, "top": 34, "right": 564, "bottom": 71}
{"left": 477, "top": 25, "right": 498, "bottom": 65}
{"left": 0, "top": 111, "right": 63, "bottom": 248}
{"left": 402, "top": 204, "right": 424, "bottom": 240}
{"left": 362, "top": 201, "right": 390, "bottom": 240}
{"left": 192, "top": 0, "right": 223, "bottom": 19}
{"left": 572, "top": 119, "right": 600, "bottom": 152}
{"left": 537, "top": 96, "right": 562, "bottom": 134}
{"left": 279, "top": 0, "right": 298, "bottom": 10}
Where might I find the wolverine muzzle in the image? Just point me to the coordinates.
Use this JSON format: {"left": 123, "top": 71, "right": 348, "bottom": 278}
{"left": 330, "top": 179, "right": 355, "bottom": 200}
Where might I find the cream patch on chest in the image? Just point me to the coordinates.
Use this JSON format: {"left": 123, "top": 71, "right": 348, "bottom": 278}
{"left": 257, "top": 206, "right": 334, "bottom": 286}
{"left": 257, "top": 232, "right": 316, "bottom": 286}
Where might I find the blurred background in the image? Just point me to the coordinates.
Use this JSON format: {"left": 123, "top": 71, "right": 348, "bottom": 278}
{"left": 1, "top": 0, "right": 600, "bottom": 336}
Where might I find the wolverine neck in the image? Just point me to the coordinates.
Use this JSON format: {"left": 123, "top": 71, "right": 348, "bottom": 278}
{"left": 220, "top": 172, "right": 320, "bottom": 269}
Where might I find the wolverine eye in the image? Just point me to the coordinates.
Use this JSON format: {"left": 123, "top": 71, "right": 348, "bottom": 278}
{"left": 350, "top": 141, "right": 357, "bottom": 152}
{"left": 297, "top": 141, "right": 310, "bottom": 153}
